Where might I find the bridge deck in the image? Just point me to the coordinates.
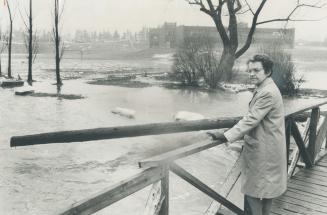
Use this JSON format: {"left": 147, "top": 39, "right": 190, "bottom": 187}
{"left": 271, "top": 156, "right": 327, "bottom": 215}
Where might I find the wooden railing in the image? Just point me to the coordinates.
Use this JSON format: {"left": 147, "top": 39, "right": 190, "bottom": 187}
{"left": 10, "top": 99, "right": 327, "bottom": 215}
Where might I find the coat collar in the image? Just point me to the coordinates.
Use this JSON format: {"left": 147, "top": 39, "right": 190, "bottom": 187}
{"left": 254, "top": 77, "right": 273, "bottom": 94}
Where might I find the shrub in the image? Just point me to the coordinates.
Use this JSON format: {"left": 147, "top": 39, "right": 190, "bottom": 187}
{"left": 259, "top": 42, "right": 304, "bottom": 96}
{"left": 172, "top": 35, "right": 221, "bottom": 86}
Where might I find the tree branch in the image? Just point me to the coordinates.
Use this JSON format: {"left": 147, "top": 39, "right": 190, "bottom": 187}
{"left": 234, "top": 0, "right": 242, "bottom": 13}
{"left": 206, "top": 0, "right": 230, "bottom": 46}
{"left": 243, "top": 0, "right": 254, "bottom": 15}
{"left": 236, "top": 8, "right": 251, "bottom": 15}
{"left": 227, "top": 0, "right": 239, "bottom": 51}
{"left": 257, "top": 1, "right": 325, "bottom": 25}
{"left": 235, "top": 0, "right": 267, "bottom": 58}
{"left": 187, "top": 0, "right": 211, "bottom": 16}
{"left": 257, "top": 17, "right": 326, "bottom": 25}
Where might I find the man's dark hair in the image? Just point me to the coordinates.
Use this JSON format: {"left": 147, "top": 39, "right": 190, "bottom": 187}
{"left": 247, "top": 54, "right": 274, "bottom": 77}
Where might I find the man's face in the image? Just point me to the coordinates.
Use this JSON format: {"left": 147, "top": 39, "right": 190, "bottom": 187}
{"left": 248, "top": 61, "right": 270, "bottom": 86}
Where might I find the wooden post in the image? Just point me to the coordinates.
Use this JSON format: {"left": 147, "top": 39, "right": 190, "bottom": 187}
{"left": 285, "top": 118, "right": 292, "bottom": 171}
{"left": 159, "top": 165, "right": 169, "bottom": 215}
{"left": 287, "top": 118, "right": 310, "bottom": 178}
{"left": 313, "top": 116, "right": 327, "bottom": 163}
{"left": 144, "top": 182, "right": 164, "bottom": 215}
{"left": 290, "top": 120, "right": 313, "bottom": 168}
{"left": 307, "top": 108, "right": 319, "bottom": 163}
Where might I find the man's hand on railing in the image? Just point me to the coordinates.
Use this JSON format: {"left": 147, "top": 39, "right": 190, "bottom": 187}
{"left": 206, "top": 131, "right": 227, "bottom": 142}
{"left": 207, "top": 130, "right": 244, "bottom": 153}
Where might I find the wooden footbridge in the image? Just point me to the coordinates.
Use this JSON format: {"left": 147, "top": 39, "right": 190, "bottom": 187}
{"left": 10, "top": 98, "right": 327, "bottom": 215}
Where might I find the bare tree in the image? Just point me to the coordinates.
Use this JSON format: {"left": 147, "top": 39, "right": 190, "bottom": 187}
{"left": 53, "top": 0, "right": 65, "bottom": 86}
{"left": 5, "top": 0, "right": 13, "bottom": 78}
{"left": 20, "top": 0, "right": 39, "bottom": 85}
{"left": 187, "top": 0, "right": 325, "bottom": 88}
{"left": 0, "top": 31, "right": 8, "bottom": 77}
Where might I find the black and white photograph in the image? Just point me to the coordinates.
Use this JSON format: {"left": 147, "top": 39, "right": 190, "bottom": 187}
{"left": 1, "top": 0, "right": 327, "bottom": 214}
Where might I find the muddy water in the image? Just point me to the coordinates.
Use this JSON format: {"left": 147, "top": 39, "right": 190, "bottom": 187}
{"left": 1, "top": 75, "right": 250, "bottom": 214}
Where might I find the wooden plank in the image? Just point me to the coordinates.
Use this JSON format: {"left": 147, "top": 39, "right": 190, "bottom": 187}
{"left": 289, "top": 180, "right": 327, "bottom": 196}
{"left": 276, "top": 196, "right": 327, "bottom": 214}
{"left": 284, "top": 188, "right": 327, "bottom": 206}
{"left": 311, "top": 165, "right": 327, "bottom": 173}
{"left": 139, "top": 141, "right": 222, "bottom": 168}
{"left": 300, "top": 168, "right": 327, "bottom": 178}
{"left": 315, "top": 149, "right": 327, "bottom": 164}
{"left": 318, "top": 159, "right": 327, "bottom": 165}
{"left": 10, "top": 118, "right": 241, "bottom": 147}
{"left": 287, "top": 183, "right": 326, "bottom": 198}
{"left": 292, "top": 175, "right": 327, "bottom": 187}
{"left": 170, "top": 163, "right": 244, "bottom": 215}
{"left": 60, "top": 167, "right": 164, "bottom": 215}
{"left": 296, "top": 170, "right": 327, "bottom": 180}
{"left": 143, "top": 181, "right": 163, "bottom": 215}
{"left": 159, "top": 165, "right": 169, "bottom": 215}
{"left": 307, "top": 108, "right": 319, "bottom": 162}
{"left": 273, "top": 199, "right": 326, "bottom": 215}
{"left": 286, "top": 119, "right": 291, "bottom": 171}
{"left": 287, "top": 187, "right": 327, "bottom": 202}
{"left": 271, "top": 200, "right": 308, "bottom": 215}
{"left": 206, "top": 156, "right": 242, "bottom": 215}
{"left": 288, "top": 118, "right": 310, "bottom": 178}
{"left": 316, "top": 162, "right": 327, "bottom": 168}
{"left": 315, "top": 116, "right": 327, "bottom": 161}
{"left": 290, "top": 120, "right": 313, "bottom": 168}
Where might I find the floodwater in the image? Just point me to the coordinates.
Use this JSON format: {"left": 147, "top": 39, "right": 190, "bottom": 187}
{"left": 1, "top": 45, "right": 327, "bottom": 215}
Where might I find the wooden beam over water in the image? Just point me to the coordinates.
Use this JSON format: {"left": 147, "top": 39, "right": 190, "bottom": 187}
{"left": 10, "top": 99, "right": 327, "bottom": 147}
{"left": 11, "top": 118, "right": 240, "bottom": 147}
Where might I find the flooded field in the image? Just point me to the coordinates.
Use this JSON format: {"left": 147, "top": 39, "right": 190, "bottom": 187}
{"left": 1, "top": 45, "right": 327, "bottom": 214}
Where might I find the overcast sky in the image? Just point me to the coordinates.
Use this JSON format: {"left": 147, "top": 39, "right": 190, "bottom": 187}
{"left": 1, "top": 0, "right": 327, "bottom": 41}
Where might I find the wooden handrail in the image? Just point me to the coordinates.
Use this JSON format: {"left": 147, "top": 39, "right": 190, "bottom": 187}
{"left": 10, "top": 99, "right": 327, "bottom": 147}
{"left": 10, "top": 118, "right": 241, "bottom": 147}
{"left": 139, "top": 140, "right": 223, "bottom": 168}
{"left": 60, "top": 167, "right": 165, "bottom": 215}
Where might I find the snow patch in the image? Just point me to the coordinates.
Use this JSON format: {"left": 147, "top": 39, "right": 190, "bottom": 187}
{"left": 174, "top": 111, "right": 206, "bottom": 121}
{"left": 111, "top": 107, "right": 136, "bottom": 119}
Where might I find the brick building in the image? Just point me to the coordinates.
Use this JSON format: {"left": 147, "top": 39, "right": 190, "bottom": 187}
{"left": 149, "top": 22, "right": 295, "bottom": 48}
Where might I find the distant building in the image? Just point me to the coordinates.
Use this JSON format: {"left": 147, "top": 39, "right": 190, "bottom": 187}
{"left": 149, "top": 22, "right": 295, "bottom": 48}
{"left": 149, "top": 22, "right": 177, "bottom": 48}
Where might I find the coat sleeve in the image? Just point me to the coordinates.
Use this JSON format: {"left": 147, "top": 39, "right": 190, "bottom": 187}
{"left": 224, "top": 90, "right": 273, "bottom": 143}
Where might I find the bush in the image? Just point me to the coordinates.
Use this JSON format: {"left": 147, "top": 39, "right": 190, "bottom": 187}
{"left": 172, "top": 35, "right": 221, "bottom": 86}
{"left": 259, "top": 42, "right": 304, "bottom": 96}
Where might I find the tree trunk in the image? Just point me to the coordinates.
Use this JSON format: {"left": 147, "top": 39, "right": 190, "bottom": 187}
{"left": 54, "top": 0, "right": 62, "bottom": 86}
{"left": 208, "top": 48, "right": 236, "bottom": 88}
{"left": 8, "top": 20, "right": 12, "bottom": 78}
{"left": 218, "top": 50, "right": 236, "bottom": 81}
{"left": 0, "top": 56, "right": 2, "bottom": 76}
{"left": 27, "top": 0, "right": 33, "bottom": 84}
